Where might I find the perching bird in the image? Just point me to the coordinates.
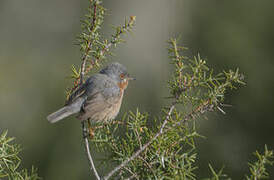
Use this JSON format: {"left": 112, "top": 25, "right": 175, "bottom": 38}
{"left": 47, "top": 62, "right": 134, "bottom": 123}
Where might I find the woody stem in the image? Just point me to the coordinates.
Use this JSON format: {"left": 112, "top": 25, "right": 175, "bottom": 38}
{"left": 82, "top": 121, "right": 101, "bottom": 180}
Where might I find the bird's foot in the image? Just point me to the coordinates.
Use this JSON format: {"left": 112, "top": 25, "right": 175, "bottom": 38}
{"left": 88, "top": 120, "right": 95, "bottom": 139}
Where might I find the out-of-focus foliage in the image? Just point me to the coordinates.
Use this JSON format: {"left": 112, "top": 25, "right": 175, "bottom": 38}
{"left": 0, "top": 131, "right": 40, "bottom": 180}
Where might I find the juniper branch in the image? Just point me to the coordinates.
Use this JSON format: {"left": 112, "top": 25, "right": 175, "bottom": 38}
{"left": 77, "top": 1, "right": 101, "bottom": 179}
{"left": 61, "top": 1, "right": 270, "bottom": 179}
{"left": 0, "top": 131, "right": 40, "bottom": 180}
{"left": 84, "top": 16, "right": 136, "bottom": 75}
{"left": 70, "top": 1, "right": 136, "bottom": 179}
{"left": 103, "top": 104, "right": 176, "bottom": 180}
{"left": 79, "top": 0, "right": 97, "bottom": 85}
{"left": 67, "top": 14, "right": 136, "bottom": 99}
{"left": 103, "top": 98, "right": 216, "bottom": 179}
{"left": 79, "top": 16, "right": 136, "bottom": 180}
{"left": 246, "top": 145, "right": 274, "bottom": 180}
{"left": 100, "top": 37, "right": 247, "bottom": 179}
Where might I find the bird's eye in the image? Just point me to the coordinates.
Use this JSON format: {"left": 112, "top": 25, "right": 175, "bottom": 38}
{"left": 120, "top": 73, "right": 125, "bottom": 79}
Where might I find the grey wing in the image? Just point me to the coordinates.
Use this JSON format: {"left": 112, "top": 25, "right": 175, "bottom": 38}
{"left": 65, "top": 75, "right": 100, "bottom": 105}
{"left": 79, "top": 86, "right": 122, "bottom": 122}
{"left": 65, "top": 83, "right": 87, "bottom": 105}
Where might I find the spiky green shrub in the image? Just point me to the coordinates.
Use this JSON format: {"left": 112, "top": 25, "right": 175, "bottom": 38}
{"left": 0, "top": 131, "right": 40, "bottom": 180}
{"left": 67, "top": 1, "right": 273, "bottom": 179}
{"left": 61, "top": 0, "right": 274, "bottom": 179}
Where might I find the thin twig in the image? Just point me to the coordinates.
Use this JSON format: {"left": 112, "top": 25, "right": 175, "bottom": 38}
{"left": 91, "top": 120, "right": 124, "bottom": 130}
{"left": 103, "top": 103, "right": 176, "bottom": 180}
{"left": 79, "top": 15, "right": 135, "bottom": 87}
{"left": 135, "top": 129, "right": 142, "bottom": 149}
{"left": 103, "top": 99, "right": 215, "bottom": 179}
{"left": 78, "top": 1, "right": 101, "bottom": 179}
{"left": 79, "top": 0, "right": 97, "bottom": 85}
{"left": 125, "top": 175, "right": 138, "bottom": 180}
{"left": 78, "top": 6, "right": 135, "bottom": 180}
{"left": 124, "top": 167, "right": 139, "bottom": 180}
{"left": 93, "top": 16, "right": 136, "bottom": 65}
{"left": 175, "top": 99, "right": 213, "bottom": 127}
{"left": 138, "top": 156, "right": 155, "bottom": 177}
{"left": 82, "top": 122, "right": 101, "bottom": 180}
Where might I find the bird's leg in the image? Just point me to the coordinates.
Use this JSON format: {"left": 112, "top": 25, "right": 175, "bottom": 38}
{"left": 88, "top": 119, "right": 95, "bottom": 139}
{"left": 82, "top": 121, "right": 89, "bottom": 139}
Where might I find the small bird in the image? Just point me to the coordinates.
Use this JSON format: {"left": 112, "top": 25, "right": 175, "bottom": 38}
{"left": 47, "top": 62, "right": 134, "bottom": 124}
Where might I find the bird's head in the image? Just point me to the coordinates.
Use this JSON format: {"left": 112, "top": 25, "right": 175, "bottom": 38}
{"left": 100, "top": 62, "right": 135, "bottom": 90}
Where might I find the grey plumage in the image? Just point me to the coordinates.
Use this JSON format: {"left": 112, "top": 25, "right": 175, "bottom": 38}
{"left": 47, "top": 62, "right": 132, "bottom": 123}
{"left": 47, "top": 97, "right": 86, "bottom": 123}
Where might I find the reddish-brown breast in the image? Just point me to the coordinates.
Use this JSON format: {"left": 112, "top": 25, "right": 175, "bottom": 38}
{"left": 117, "top": 80, "right": 129, "bottom": 91}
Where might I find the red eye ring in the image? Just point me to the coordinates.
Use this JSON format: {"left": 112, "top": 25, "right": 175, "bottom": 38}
{"left": 120, "top": 73, "right": 125, "bottom": 79}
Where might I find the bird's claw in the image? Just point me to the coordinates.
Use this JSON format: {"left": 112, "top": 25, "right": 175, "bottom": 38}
{"left": 88, "top": 119, "right": 95, "bottom": 139}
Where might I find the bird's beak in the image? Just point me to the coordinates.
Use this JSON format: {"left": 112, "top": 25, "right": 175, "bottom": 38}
{"left": 127, "top": 77, "right": 136, "bottom": 81}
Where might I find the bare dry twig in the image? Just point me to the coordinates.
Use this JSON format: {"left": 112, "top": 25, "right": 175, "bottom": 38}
{"left": 82, "top": 122, "right": 100, "bottom": 180}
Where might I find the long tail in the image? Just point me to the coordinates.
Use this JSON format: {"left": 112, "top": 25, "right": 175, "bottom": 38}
{"left": 47, "top": 98, "right": 85, "bottom": 123}
{"left": 47, "top": 106, "right": 75, "bottom": 123}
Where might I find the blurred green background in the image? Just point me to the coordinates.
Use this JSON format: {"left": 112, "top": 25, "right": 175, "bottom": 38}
{"left": 1, "top": 0, "right": 274, "bottom": 179}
